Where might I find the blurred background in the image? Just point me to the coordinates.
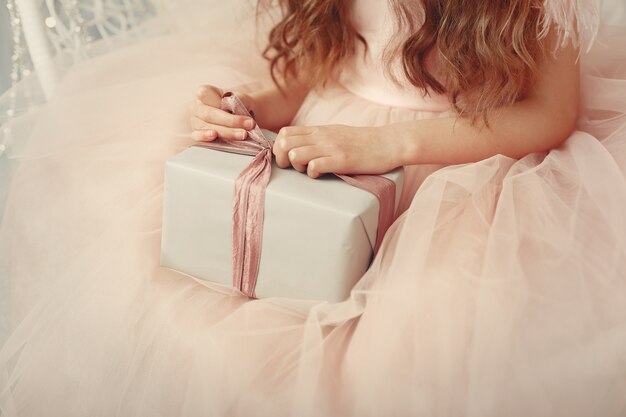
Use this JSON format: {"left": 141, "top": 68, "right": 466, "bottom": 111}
{"left": 0, "top": 0, "right": 172, "bottom": 126}
{"left": 0, "top": 1, "right": 163, "bottom": 95}
{"left": 1, "top": 3, "right": 11, "bottom": 94}
{"left": 0, "top": 0, "right": 626, "bottom": 99}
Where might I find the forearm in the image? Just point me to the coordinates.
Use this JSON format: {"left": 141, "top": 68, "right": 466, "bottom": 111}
{"left": 389, "top": 95, "right": 579, "bottom": 166}
{"left": 389, "top": 38, "right": 580, "bottom": 167}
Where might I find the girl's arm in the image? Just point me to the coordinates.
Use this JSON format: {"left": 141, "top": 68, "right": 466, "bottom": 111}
{"left": 274, "top": 36, "right": 581, "bottom": 178}
{"left": 392, "top": 41, "right": 580, "bottom": 166}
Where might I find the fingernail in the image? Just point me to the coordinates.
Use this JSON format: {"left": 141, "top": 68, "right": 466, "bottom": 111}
{"left": 238, "top": 130, "right": 247, "bottom": 140}
{"left": 288, "top": 150, "right": 296, "bottom": 160}
{"left": 196, "top": 87, "right": 206, "bottom": 97}
{"left": 205, "top": 130, "right": 217, "bottom": 139}
{"left": 222, "top": 91, "right": 233, "bottom": 98}
{"left": 244, "top": 119, "right": 255, "bottom": 130}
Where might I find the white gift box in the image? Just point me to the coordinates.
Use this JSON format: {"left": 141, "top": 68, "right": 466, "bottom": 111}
{"left": 160, "top": 131, "right": 403, "bottom": 302}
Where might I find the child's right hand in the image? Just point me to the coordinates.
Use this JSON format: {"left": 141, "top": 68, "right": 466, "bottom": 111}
{"left": 190, "top": 85, "right": 257, "bottom": 142}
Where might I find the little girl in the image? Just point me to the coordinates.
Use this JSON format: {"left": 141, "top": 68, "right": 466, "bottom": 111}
{"left": 1, "top": 0, "right": 625, "bottom": 416}
{"left": 191, "top": 1, "right": 579, "bottom": 178}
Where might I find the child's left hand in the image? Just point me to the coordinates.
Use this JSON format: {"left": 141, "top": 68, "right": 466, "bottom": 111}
{"left": 272, "top": 125, "right": 402, "bottom": 178}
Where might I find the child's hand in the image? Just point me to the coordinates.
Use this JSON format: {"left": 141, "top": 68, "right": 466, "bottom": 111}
{"left": 190, "top": 85, "right": 257, "bottom": 142}
{"left": 272, "top": 125, "right": 402, "bottom": 178}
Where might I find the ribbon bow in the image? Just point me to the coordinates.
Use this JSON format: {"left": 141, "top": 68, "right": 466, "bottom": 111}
{"left": 194, "top": 95, "right": 396, "bottom": 298}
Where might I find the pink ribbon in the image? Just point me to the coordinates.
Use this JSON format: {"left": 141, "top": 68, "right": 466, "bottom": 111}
{"left": 194, "top": 95, "right": 396, "bottom": 298}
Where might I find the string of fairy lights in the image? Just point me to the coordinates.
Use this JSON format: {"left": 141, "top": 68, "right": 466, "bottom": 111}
{"left": 5, "top": 0, "right": 29, "bottom": 118}
{"left": 3, "top": 0, "right": 158, "bottom": 120}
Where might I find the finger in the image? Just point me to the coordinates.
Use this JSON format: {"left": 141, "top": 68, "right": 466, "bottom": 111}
{"left": 287, "top": 145, "right": 331, "bottom": 173}
{"left": 196, "top": 85, "right": 223, "bottom": 107}
{"left": 191, "top": 129, "right": 218, "bottom": 142}
{"left": 197, "top": 86, "right": 257, "bottom": 116}
{"left": 194, "top": 122, "right": 248, "bottom": 141}
{"left": 191, "top": 115, "right": 230, "bottom": 133}
{"left": 194, "top": 104, "right": 255, "bottom": 130}
{"left": 191, "top": 115, "right": 211, "bottom": 130}
{"left": 307, "top": 157, "right": 340, "bottom": 179}
{"left": 274, "top": 144, "right": 292, "bottom": 169}
{"left": 288, "top": 145, "right": 320, "bottom": 173}
{"left": 291, "top": 163, "right": 307, "bottom": 173}
{"left": 273, "top": 132, "right": 318, "bottom": 168}
{"left": 221, "top": 91, "right": 259, "bottom": 116}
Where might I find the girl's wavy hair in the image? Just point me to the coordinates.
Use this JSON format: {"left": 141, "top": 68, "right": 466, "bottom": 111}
{"left": 260, "top": 0, "right": 546, "bottom": 122}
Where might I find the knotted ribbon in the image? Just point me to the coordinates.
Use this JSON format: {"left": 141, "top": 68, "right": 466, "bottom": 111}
{"left": 194, "top": 94, "right": 396, "bottom": 298}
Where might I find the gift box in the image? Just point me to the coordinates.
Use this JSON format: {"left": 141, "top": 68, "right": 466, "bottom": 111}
{"left": 160, "top": 95, "right": 403, "bottom": 302}
{"left": 160, "top": 133, "right": 403, "bottom": 302}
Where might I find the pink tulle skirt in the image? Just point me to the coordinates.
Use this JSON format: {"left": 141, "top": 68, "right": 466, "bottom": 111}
{"left": 1, "top": 2, "right": 626, "bottom": 416}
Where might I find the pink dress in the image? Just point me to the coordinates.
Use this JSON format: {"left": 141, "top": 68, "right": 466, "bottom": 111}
{"left": 1, "top": 1, "right": 625, "bottom": 415}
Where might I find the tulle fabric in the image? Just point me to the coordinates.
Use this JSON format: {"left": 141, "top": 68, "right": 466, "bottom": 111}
{"left": 1, "top": 1, "right": 626, "bottom": 416}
